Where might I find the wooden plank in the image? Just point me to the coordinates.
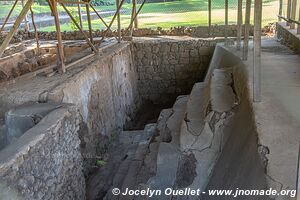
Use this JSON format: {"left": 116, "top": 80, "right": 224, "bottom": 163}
{"left": 50, "top": 0, "right": 66, "bottom": 73}
{"left": 116, "top": 0, "right": 121, "bottom": 42}
{"left": 66, "top": 53, "right": 95, "bottom": 69}
{"left": 243, "top": 0, "right": 251, "bottom": 60}
{"left": 237, "top": 0, "right": 243, "bottom": 50}
{"left": 86, "top": 1, "right": 93, "bottom": 44}
{"left": 0, "top": 0, "right": 34, "bottom": 58}
{"left": 0, "top": 0, "right": 19, "bottom": 33}
{"left": 60, "top": 3, "right": 98, "bottom": 53}
{"left": 253, "top": 0, "right": 262, "bottom": 102}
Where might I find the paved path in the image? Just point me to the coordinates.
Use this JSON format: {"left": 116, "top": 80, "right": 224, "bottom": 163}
{"left": 244, "top": 38, "right": 300, "bottom": 192}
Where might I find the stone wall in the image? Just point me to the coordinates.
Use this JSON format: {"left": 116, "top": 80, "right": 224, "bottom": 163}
{"left": 0, "top": 105, "right": 85, "bottom": 200}
{"left": 277, "top": 22, "right": 300, "bottom": 53}
{"left": 44, "top": 43, "right": 141, "bottom": 170}
{"left": 0, "top": 25, "right": 254, "bottom": 45}
{"left": 132, "top": 37, "right": 219, "bottom": 103}
{"left": 0, "top": 42, "right": 90, "bottom": 83}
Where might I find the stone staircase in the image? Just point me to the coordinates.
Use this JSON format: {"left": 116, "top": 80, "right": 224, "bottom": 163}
{"left": 94, "top": 66, "right": 241, "bottom": 200}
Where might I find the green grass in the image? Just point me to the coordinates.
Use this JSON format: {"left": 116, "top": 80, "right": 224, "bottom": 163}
{"left": 1, "top": 0, "right": 279, "bottom": 32}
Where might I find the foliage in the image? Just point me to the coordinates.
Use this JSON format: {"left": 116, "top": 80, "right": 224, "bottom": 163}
{"left": 96, "top": 159, "right": 107, "bottom": 166}
{"left": 69, "top": 9, "right": 81, "bottom": 31}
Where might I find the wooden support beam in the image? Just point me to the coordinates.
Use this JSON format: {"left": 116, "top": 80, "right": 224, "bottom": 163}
{"left": 278, "top": 0, "right": 283, "bottom": 21}
{"left": 290, "top": 0, "right": 297, "bottom": 29}
{"left": 297, "top": 7, "right": 300, "bottom": 34}
{"left": 100, "top": 0, "right": 126, "bottom": 42}
{"left": 66, "top": 53, "right": 95, "bottom": 69}
{"left": 0, "top": 0, "right": 34, "bottom": 58}
{"left": 86, "top": 1, "right": 94, "bottom": 44}
{"left": 122, "top": 0, "right": 146, "bottom": 37}
{"left": 130, "top": 0, "right": 138, "bottom": 36}
{"left": 243, "top": 0, "right": 251, "bottom": 60}
{"left": 0, "top": 0, "right": 19, "bottom": 33}
{"left": 21, "top": 0, "right": 29, "bottom": 31}
{"left": 90, "top": 4, "right": 119, "bottom": 40}
{"left": 46, "top": 0, "right": 54, "bottom": 15}
{"left": 253, "top": 0, "right": 262, "bottom": 102}
{"left": 60, "top": 3, "right": 98, "bottom": 53}
{"left": 287, "top": 0, "right": 291, "bottom": 26}
{"left": 49, "top": 0, "right": 66, "bottom": 73}
{"left": 78, "top": 4, "right": 83, "bottom": 29}
{"left": 30, "top": 7, "right": 40, "bottom": 55}
{"left": 224, "top": 0, "right": 228, "bottom": 44}
{"left": 237, "top": 0, "right": 243, "bottom": 50}
{"left": 116, "top": 0, "right": 121, "bottom": 42}
{"left": 208, "top": 0, "right": 212, "bottom": 36}
{"left": 133, "top": 0, "right": 138, "bottom": 28}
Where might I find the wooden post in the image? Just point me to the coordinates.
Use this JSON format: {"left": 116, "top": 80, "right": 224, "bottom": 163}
{"left": 290, "top": 0, "right": 297, "bottom": 29}
{"left": 86, "top": 1, "right": 93, "bottom": 44}
{"left": 49, "top": 0, "right": 66, "bottom": 73}
{"left": 60, "top": 3, "right": 98, "bottom": 53}
{"left": 0, "top": 0, "right": 34, "bottom": 58}
{"left": 122, "top": 0, "right": 146, "bottom": 37}
{"left": 278, "top": 0, "right": 283, "bottom": 21}
{"left": 287, "top": 0, "right": 291, "bottom": 26}
{"left": 130, "top": 0, "right": 137, "bottom": 36}
{"left": 208, "top": 0, "right": 212, "bottom": 36}
{"left": 243, "top": 0, "right": 251, "bottom": 60}
{"left": 225, "top": 0, "right": 228, "bottom": 44}
{"left": 30, "top": 7, "right": 40, "bottom": 55}
{"left": 0, "top": 0, "right": 19, "bottom": 33}
{"left": 133, "top": 0, "right": 138, "bottom": 28}
{"left": 237, "top": 0, "right": 243, "bottom": 50}
{"left": 253, "top": 0, "right": 262, "bottom": 102}
{"left": 297, "top": 7, "right": 300, "bottom": 34}
{"left": 116, "top": 0, "right": 121, "bottom": 42}
{"left": 100, "top": 0, "right": 126, "bottom": 42}
{"left": 78, "top": 4, "right": 83, "bottom": 29}
{"left": 90, "top": 4, "right": 119, "bottom": 40}
{"left": 21, "top": 0, "right": 29, "bottom": 31}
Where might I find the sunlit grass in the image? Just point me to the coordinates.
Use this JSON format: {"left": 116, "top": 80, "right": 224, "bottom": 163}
{"left": 1, "top": 0, "right": 279, "bottom": 32}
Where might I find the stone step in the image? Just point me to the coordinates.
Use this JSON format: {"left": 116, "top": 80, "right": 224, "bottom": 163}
{"left": 144, "top": 95, "right": 189, "bottom": 200}
{"left": 104, "top": 124, "right": 157, "bottom": 200}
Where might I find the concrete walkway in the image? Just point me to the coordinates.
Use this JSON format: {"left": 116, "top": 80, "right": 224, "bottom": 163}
{"left": 242, "top": 38, "right": 300, "bottom": 192}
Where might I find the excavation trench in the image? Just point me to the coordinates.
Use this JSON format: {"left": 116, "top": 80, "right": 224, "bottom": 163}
{"left": 0, "top": 38, "right": 269, "bottom": 200}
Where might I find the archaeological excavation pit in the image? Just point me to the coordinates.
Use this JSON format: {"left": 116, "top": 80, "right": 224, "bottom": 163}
{"left": 0, "top": 34, "right": 298, "bottom": 200}
{"left": 0, "top": 0, "right": 300, "bottom": 199}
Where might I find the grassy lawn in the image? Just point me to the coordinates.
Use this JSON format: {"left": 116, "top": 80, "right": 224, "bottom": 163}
{"left": 1, "top": 0, "right": 279, "bottom": 32}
